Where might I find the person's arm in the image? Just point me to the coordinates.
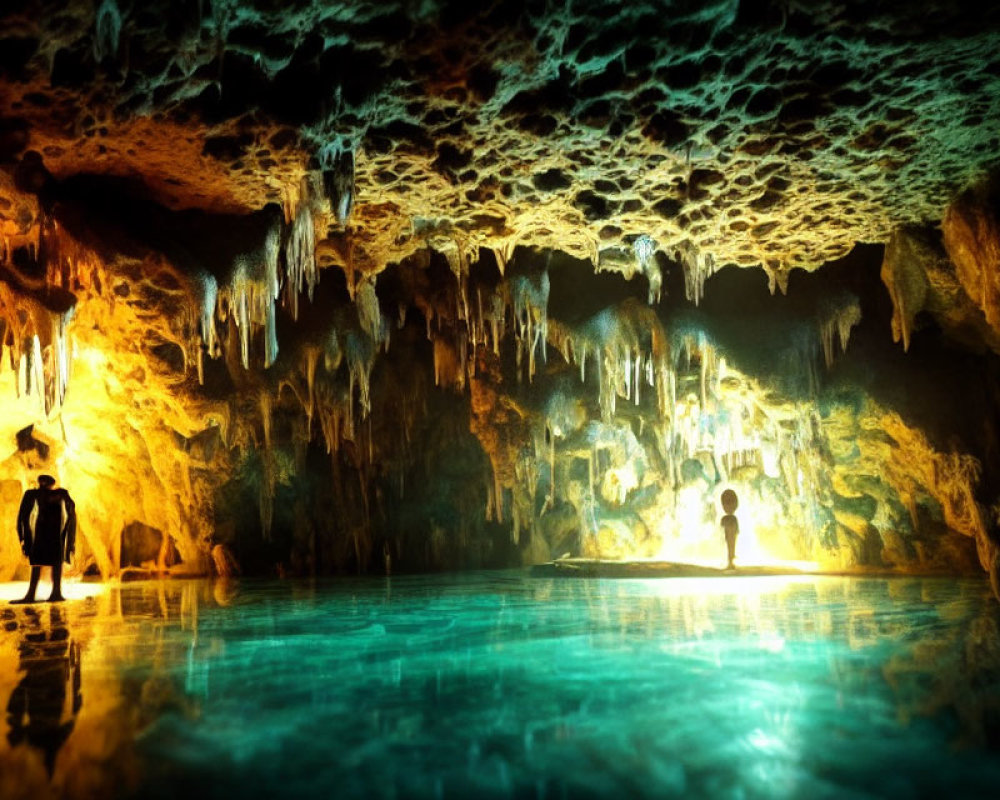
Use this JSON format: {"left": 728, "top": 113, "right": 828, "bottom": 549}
{"left": 61, "top": 490, "right": 77, "bottom": 563}
{"left": 16, "top": 490, "right": 35, "bottom": 555}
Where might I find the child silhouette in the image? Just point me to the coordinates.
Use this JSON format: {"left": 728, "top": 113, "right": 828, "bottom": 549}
{"left": 720, "top": 489, "right": 739, "bottom": 570}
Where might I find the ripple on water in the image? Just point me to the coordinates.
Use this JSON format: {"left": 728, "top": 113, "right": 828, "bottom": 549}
{"left": 0, "top": 573, "right": 998, "bottom": 799}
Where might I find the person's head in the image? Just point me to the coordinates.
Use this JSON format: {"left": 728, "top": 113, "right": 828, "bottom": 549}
{"left": 37, "top": 474, "right": 56, "bottom": 489}
{"left": 721, "top": 488, "right": 738, "bottom": 514}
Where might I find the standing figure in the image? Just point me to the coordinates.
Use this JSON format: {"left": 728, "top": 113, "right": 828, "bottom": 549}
{"left": 720, "top": 488, "right": 739, "bottom": 570}
{"left": 12, "top": 475, "right": 76, "bottom": 604}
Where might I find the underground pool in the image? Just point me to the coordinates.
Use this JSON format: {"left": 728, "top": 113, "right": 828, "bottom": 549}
{"left": 2, "top": 573, "right": 998, "bottom": 799}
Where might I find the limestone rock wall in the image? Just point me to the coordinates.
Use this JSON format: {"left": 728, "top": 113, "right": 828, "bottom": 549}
{"left": 0, "top": 192, "right": 998, "bottom": 583}
{"left": 881, "top": 223, "right": 1000, "bottom": 354}
{"left": 942, "top": 178, "right": 1000, "bottom": 343}
{"left": 1, "top": 1, "right": 999, "bottom": 584}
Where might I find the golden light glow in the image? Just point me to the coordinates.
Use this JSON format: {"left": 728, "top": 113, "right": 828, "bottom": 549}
{"left": 0, "top": 580, "right": 108, "bottom": 602}
{"left": 630, "top": 574, "right": 823, "bottom": 597}
{"left": 653, "top": 488, "right": 820, "bottom": 572}
{"left": 0, "top": 288, "right": 221, "bottom": 583}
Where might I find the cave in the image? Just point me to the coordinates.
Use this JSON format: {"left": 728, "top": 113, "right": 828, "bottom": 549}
{"left": 2, "top": 1, "right": 1000, "bottom": 797}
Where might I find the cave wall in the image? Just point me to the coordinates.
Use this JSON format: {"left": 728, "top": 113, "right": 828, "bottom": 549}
{"left": 2, "top": 189, "right": 999, "bottom": 582}
{"left": 1, "top": 1, "right": 999, "bottom": 584}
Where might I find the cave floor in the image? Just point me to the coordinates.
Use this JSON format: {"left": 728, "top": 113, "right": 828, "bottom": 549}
{"left": 533, "top": 559, "right": 818, "bottom": 578}
{"left": 530, "top": 558, "right": 974, "bottom": 580}
{"left": 1, "top": 573, "right": 998, "bottom": 799}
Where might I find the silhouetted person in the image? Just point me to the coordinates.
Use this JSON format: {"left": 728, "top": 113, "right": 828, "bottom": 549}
{"left": 6, "top": 605, "right": 82, "bottom": 775}
{"left": 720, "top": 489, "right": 739, "bottom": 570}
{"left": 12, "top": 475, "right": 76, "bottom": 604}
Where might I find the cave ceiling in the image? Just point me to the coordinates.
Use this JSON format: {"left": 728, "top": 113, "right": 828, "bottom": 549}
{"left": 2, "top": 0, "right": 998, "bottom": 279}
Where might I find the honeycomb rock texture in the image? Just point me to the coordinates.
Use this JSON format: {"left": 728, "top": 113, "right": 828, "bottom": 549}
{"left": 2, "top": 0, "right": 1000, "bottom": 279}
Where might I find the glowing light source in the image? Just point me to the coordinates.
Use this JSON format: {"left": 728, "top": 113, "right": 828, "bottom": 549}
{"left": 652, "top": 482, "right": 819, "bottom": 572}
{"left": 0, "top": 580, "right": 107, "bottom": 602}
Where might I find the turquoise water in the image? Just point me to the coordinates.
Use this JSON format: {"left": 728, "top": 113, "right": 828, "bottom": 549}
{"left": 3, "top": 573, "right": 1000, "bottom": 799}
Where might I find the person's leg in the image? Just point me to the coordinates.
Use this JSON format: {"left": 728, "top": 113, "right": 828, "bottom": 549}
{"left": 11, "top": 567, "right": 41, "bottom": 603}
{"left": 48, "top": 561, "right": 65, "bottom": 602}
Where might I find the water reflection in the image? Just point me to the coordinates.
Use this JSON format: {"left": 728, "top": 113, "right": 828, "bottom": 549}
{"left": 0, "top": 575, "right": 997, "bottom": 799}
{"left": 0, "top": 582, "right": 220, "bottom": 800}
{"left": 5, "top": 606, "right": 81, "bottom": 775}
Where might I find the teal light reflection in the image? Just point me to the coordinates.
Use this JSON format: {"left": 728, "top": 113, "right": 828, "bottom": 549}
{"left": 1, "top": 574, "right": 997, "bottom": 799}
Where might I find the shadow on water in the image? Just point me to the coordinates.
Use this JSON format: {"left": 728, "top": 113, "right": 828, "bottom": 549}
{"left": 3, "top": 605, "right": 81, "bottom": 776}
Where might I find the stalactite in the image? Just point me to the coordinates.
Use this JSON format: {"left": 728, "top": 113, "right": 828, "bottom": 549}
{"left": 225, "top": 214, "right": 282, "bottom": 369}
{"left": 193, "top": 270, "right": 218, "bottom": 385}
{"left": 0, "top": 292, "right": 75, "bottom": 417}
{"left": 482, "top": 291, "right": 506, "bottom": 355}
{"left": 355, "top": 276, "right": 384, "bottom": 344}
{"left": 92, "top": 0, "right": 122, "bottom": 62}
{"left": 818, "top": 294, "right": 862, "bottom": 368}
{"left": 633, "top": 234, "right": 661, "bottom": 304}
{"left": 38, "top": 218, "right": 99, "bottom": 293}
{"left": 303, "top": 346, "right": 320, "bottom": 425}
{"left": 510, "top": 268, "right": 550, "bottom": 383}
{"left": 492, "top": 239, "right": 516, "bottom": 275}
{"left": 284, "top": 201, "right": 317, "bottom": 321}
{"left": 52, "top": 308, "right": 73, "bottom": 410}
{"left": 432, "top": 333, "right": 467, "bottom": 391}
{"left": 345, "top": 329, "right": 376, "bottom": 421}
{"left": 676, "top": 241, "right": 716, "bottom": 306}
{"left": 322, "top": 146, "right": 355, "bottom": 225}
{"left": 259, "top": 391, "right": 275, "bottom": 539}
{"left": 316, "top": 383, "right": 348, "bottom": 455}
{"left": 548, "top": 299, "right": 670, "bottom": 423}
{"left": 26, "top": 334, "right": 44, "bottom": 410}
{"left": 540, "top": 390, "right": 586, "bottom": 514}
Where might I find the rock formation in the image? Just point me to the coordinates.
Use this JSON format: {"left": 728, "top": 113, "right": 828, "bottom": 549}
{"left": 0, "top": 0, "right": 998, "bottom": 590}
